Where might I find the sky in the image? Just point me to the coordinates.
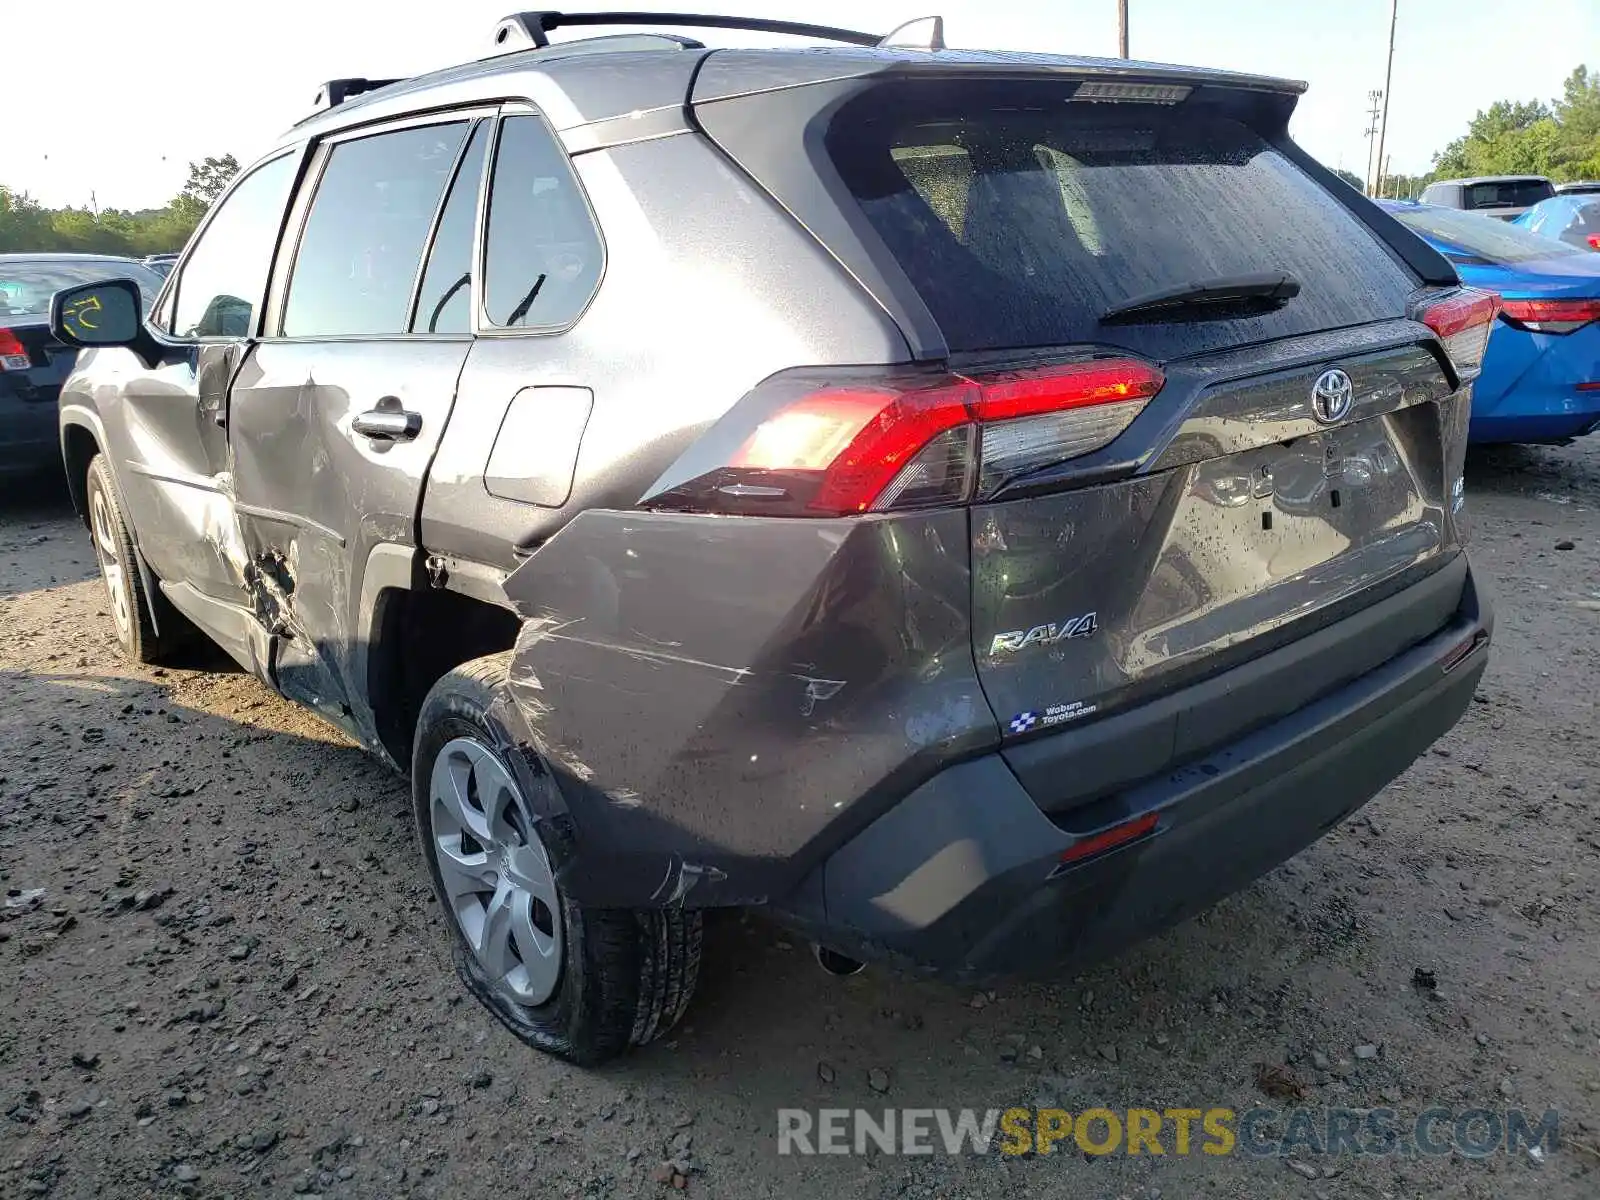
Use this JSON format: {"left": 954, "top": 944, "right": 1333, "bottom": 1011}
{"left": 10, "top": 0, "right": 1598, "bottom": 211}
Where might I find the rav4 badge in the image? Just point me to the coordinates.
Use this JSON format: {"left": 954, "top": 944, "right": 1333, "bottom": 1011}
{"left": 989, "top": 612, "right": 1098, "bottom": 656}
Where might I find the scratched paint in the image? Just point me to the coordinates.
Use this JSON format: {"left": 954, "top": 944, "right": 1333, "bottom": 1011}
{"left": 497, "top": 504, "right": 993, "bottom": 910}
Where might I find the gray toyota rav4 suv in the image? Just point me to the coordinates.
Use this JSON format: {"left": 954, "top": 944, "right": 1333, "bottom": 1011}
{"left": 51, "top": 11, "right": 1495, "bottom": 1064}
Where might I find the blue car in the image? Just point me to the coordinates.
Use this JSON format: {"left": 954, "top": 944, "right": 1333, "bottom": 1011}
{"left": 1512, "top": 194, "right": 1600, "bottom": 252}
{"left": 1381, "top": 200, "right": 1600, "bottom": 444}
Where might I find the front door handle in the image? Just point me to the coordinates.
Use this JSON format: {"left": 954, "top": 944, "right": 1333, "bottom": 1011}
{"left": 352, "top": 397, "right": 422, "bottom": 442}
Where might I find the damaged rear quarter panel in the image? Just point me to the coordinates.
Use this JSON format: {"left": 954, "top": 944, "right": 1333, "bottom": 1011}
{"left": 501, "top": 507, "right": 995, "bottom": 907}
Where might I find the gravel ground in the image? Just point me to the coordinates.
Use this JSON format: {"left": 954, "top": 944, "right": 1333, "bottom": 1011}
{"left": 2, "top": 441, "right": 1598, "bottom": 1200}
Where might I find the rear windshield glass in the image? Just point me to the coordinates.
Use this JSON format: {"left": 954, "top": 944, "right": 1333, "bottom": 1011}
{"left": 1463, "top": 179, "right": 1554, "bottom": 209}
{"left": 1390, "top": 205, "right": 1581, "bottom": 264}
{"left": 1565, "top": 199, "right": 1600, "bottom": 229}
{"left": 825, "top": 81, "right": 1415, "bottom": 354}
{"left": 0, "top": 259, "right": 163, "bottom": 318}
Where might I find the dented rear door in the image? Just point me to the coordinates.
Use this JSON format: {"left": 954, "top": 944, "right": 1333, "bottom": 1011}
{"left": 229, "top": 341, "right": 472, "bottom": 732}
{"left": 226, "top": 116, "right": 488, "bottom": 739}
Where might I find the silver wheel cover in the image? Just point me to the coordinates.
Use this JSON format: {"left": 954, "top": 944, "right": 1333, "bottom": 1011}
{"left": 430, "top": 736, "right": 563, "bottom": 1006}
{"left": 90, "top": 486, "right": 133, "bottom": 641}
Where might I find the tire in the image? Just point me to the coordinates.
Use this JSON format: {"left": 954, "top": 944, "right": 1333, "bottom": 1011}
{"left": 84, "top": 453, "right": 182, "bottom": 664}
{"left": 412, "top": 652, "right": 701, "bottom": 1065}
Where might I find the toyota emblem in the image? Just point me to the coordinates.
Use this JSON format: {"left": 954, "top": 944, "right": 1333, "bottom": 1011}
{"left": 1311, "top": 368, "right": 1354, "bottom": 425}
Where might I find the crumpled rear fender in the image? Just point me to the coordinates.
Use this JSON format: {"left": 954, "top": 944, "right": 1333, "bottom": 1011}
{"left": 500, "top": 508, "right": 996, "bottom": 909}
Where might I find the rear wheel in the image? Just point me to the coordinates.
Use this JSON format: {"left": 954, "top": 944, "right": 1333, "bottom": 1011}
{"left": 412, "top": 653, "right": 701, "bottom": 1065}
{"left": 85, "top": 454, "right": 180, "bottom": 664}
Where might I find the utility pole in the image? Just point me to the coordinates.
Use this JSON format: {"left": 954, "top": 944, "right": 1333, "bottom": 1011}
{"left": 1363, "top": 90, "right": 1384, "bottom": 193}
{"left": 1374, "top": 0, "right": 1398, "bottom": 204}
{"left": 1379, "top": 154, "right": 1392, "bottom": 199}
{"left": 1117, "top": 0, "right": 1129, "bottom": 57}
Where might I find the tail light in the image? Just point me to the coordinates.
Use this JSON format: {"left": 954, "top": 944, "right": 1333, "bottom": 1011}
{"left": 1498, "top": 297, "right": 1600, "bottom": 335}
{"left": 0, "top": 328, "right": 30, "bottom": 371}
{"left": 1415, "top": 288, "right": 1499, "bottom": 380}
{"left": 1587, "top": 234, "right": 1600, "bottom": 250}
{"left": 650, "top": 358, "right": 1164, "bottom": 517}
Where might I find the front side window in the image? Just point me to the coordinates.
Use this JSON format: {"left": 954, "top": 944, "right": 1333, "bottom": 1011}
{"left": 173, "top": 154, "right": 297, "bottom": 338}
{"left": 283, "top": 121, "right": 469, "bottom": 337}
{"left": 481, "top": 115, "right": 603, "bottom": 329}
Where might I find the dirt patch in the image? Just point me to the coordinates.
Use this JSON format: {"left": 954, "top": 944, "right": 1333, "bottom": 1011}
{"left": 2, "top": 446, "right": 1598, "bottom": 1199}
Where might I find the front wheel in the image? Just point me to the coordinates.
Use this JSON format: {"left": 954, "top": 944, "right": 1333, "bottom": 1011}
{"left": 84, "top": 453, "right": 181, "bottom": 664}
{"left": 412, "top": 652, "right": 701, "bottom": 1065}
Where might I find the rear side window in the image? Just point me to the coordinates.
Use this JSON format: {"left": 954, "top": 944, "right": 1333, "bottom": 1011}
{"left": 482, "top": 115, "right": 603, "bottom": 330}
{"left": 825, "top": 82, "right": 1416, "bottom": 355}
{"left": 413, "top": 121, "right": 490, "bottom": 334}
{"left": 283, "top": 121, "right": 468, "bottom": 337}
{"left": 1464, "top": 179, "right": 1554, "bottom": 209}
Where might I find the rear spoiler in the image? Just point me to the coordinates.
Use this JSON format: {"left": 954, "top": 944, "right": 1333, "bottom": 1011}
{"left": 1277, "top": 141, "right": 1459, "bottom": 289}
{"left": 691, "top": 48, "right": 1308, "bottom": 108}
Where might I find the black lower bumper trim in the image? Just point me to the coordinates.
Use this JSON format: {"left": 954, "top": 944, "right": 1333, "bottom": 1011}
{"left": 790, "top": 564, "right": 1492, "bottom": 981}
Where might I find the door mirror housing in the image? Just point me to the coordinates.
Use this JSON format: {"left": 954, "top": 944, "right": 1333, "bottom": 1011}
{"left": 50, "top": 278, "right": 164, "bottom": 366}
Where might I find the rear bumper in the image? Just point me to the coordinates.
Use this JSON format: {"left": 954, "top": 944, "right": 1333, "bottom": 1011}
{"left": 782, "top": 562, "right": 1492, "bottom": 980}
{"left": 1470, "top": 406, "right": 1600, "bottom": 444}
{"left": 0, "top": 378, "right": 61, "bottom": 471}
{"left": 501, "top": 499, "right": 1488, "bottom": 981}
{"left": 1471, "top": 321, "right": 1600, "bottom": 443}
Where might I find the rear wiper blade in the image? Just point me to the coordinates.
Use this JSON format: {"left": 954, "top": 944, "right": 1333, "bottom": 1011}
{"left": 1100, "top": 272, "right": 1301, "bottom": 324}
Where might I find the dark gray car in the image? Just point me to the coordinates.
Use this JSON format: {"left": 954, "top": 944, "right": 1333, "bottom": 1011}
{"left": 0, "top": 254, "right": 165, "bottom": 480}
{"left": 51, "top": 11, "right": 1495, "bottom": 1064}
{"left": 1419, "top": 175, "right": 1556, "bottom": 221}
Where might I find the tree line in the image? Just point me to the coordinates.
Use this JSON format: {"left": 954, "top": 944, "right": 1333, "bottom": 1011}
{"left": 0, "top": 156, "right": 239, "bottom": 257}
{"left": 1337, "top": 65, "right": 1599, "bottom": 200}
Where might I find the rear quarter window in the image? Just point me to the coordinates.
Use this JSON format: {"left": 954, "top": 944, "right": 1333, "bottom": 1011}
{"left": 481, "top": 115, "right": 604, "bottom": 331}
{"left": 825, "top": 81, "right": 1417, "bottom": 357}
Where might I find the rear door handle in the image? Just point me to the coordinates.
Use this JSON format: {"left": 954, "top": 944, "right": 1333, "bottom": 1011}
{"left": 352, "top": 398, "right": 422, "bottom": 442}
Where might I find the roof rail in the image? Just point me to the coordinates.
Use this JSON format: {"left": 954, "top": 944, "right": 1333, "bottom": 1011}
{"left": 313, "top": 77, "right": 407, "bottom": 112}
{"left": 490, "top": 10, "right": 897, "bottom": 51}
{"left": 487, "top": 26, "right": 706, "bottom": 57}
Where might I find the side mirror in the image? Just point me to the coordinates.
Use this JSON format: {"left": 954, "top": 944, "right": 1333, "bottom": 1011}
{"left": 50, "top": 278, "right": 163, "bottom": 367}
{"left": 51, "top": 278, "right": 144, "bottom": 348}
